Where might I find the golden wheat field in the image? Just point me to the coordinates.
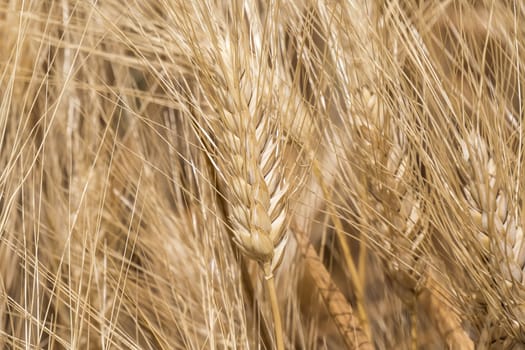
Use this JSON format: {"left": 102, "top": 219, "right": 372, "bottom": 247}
{"left": 1, "top": 0, "right": 525, "bottom": 349}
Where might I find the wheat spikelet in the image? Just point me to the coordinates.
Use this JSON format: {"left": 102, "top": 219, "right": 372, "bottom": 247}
{"left": 214, "top": 76, "right": 291, "bottom": 273}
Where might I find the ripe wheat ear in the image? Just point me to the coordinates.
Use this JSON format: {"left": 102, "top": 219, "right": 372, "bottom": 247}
{"left": 160, "top": 2, "right": 316, "bottom": 348}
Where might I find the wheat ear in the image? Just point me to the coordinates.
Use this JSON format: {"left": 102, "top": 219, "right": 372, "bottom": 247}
{"left": 334, "top": 87, "right": 424, "bottom": 298}
{"left": 217, "top": 82, "right": 292, "bottom": 347}
{"left": 292, "top": 224, "right": 373, "bottom": 349}
{"left": 417, "top": 275, "right": 474, "bottom": 349}
{"left": 337, "top": 87, "right": 473, "bottom": 347}
{"left": 459, "top": 130, "right": 525, "bottom": 342}
{"left": 167, "top": 2, "right": 303, "bottom": 347}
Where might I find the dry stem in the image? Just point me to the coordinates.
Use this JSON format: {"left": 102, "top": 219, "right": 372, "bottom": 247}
{"left": 263, "top": 263, "right": 285, "bottom": 350}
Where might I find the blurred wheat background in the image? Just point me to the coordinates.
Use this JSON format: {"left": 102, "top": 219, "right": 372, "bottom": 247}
{"left": 0, "top": 0, "right": 524, "bottom": 349}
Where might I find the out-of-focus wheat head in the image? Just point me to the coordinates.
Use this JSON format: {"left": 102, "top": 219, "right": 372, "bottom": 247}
{"left": 343, "top": 87, "right": 428, "bottom": 299}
